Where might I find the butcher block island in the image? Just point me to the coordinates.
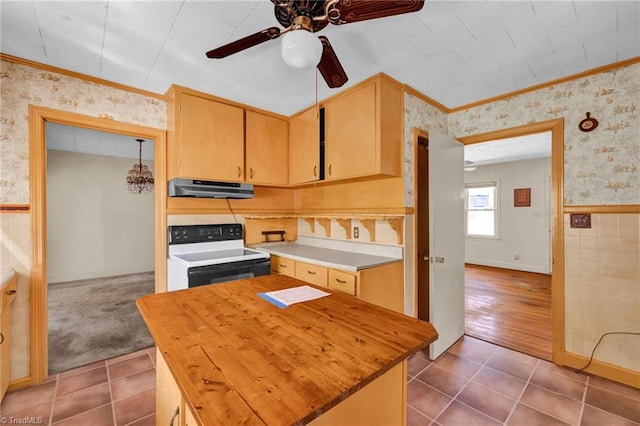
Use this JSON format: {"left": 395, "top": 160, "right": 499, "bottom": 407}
{"left": 137, "top": 274, "right": 438, "bottom": 426}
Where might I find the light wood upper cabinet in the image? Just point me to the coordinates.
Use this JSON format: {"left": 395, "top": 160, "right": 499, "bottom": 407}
{"left": 289, "top": 106, "right": 320, "bottom": 185}
{"left": 167, "top": 88, "right": 245, "bottom": 182}
{"left": 245, "top": 111, "right": 288, "bottom": 185}
{"left": 324, "top": 77, "right": 403, "bottom": 181}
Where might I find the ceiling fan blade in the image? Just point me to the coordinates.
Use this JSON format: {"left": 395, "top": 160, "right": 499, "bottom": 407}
{"left": 317, "top": 36, "right": 348, "bottom": 88}
{"left": 206, "top": 27, "right": 281, "bottom": 59}
{"left": 327, "top": 0, "right": 425, "bottom": 25}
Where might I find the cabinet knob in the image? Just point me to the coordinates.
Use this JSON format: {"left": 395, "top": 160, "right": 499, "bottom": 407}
{"left": 313, "top": 165, "right": 317, "bottom": 177}
{"left": 0, "top": 333, "right": 4, "bottom": 345}
{"left": 328, "top": 164, "right": 332, "bottom": 176}
{"left": 307, "top": 270, "right": 316, "bottom": 275}
{"left": 6, "top": 289, "right": 16, "bottom": 295}
{"left": 237, "top": 166, "right": 242, "bottom": 178}
{"left": 335, "top": 278, "right": 347, "bottom": 284}
{"left": 249, "top": 168, "right": 254, "bottom": 179}
{"left": 279, "top": 264, "right": 287, "bottom": 268}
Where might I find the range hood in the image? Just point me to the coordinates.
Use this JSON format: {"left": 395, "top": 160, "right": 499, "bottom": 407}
{"left": 168, "top": 178, "right": 254, "bottom": 199}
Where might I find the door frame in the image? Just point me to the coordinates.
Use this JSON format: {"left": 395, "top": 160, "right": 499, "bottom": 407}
{"left": 457, "top": 118, "right": 565, "bottom": 363}
{"left": 28, "top": 106, "right": 167, "bottom": 384}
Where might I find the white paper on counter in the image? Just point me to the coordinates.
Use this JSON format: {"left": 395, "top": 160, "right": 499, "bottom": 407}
{"left": 258, "top": 285, "right": 330, "bottom": 308}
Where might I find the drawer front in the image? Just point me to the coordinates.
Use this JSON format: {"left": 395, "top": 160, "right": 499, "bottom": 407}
{"left": 295, "top": 262, "right": 328, "bottom": 287}
{"left": 328, "top": 270, "right": 356, "bottom": 296}
{"left": 271, "top": 256, "right": 295, "bottom": 277}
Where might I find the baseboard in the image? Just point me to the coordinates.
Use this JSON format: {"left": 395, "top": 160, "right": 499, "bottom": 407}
{"left": 465, "top": 260, "right": 549, "bottom": 274}
{"left": 7, "top": 375, "right": 32, "bottom": 392}
{"left": 563, "top": 351, "right": 640, "bottom": 389}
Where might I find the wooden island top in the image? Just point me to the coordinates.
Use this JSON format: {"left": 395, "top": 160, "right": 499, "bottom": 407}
{"left": 136, "top": 274, "right": 438, "bottom": 425}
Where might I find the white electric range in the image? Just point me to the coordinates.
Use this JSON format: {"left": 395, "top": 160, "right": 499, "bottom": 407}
{"left": 166, "top": 223, "right": 270, "bottom": 291}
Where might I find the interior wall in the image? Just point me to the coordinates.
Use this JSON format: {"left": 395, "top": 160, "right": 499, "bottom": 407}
{"left": 0, "top": 58, "right": 166, "bottom": 381}
{"left": 46, "top": 150, "right": 155, "bottom": 283}
{"left": 449, "top": 62, "right": 639, "bottom": 373}
{"left": 464, "top": 157, "right": 552, "bottom": 274}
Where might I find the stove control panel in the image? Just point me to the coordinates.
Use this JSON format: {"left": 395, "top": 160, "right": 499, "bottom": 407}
{"left": 168, "top": 224, "right": 243, "bottom": 244}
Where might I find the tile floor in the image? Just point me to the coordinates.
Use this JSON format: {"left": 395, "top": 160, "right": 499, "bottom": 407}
{"left": 0, "top": 347, "right": 156, "bottom": 425}
{"left": 407, "top": 336, "right": 640, "bottom": 425}
{"left": 2, "top": 336, "right": 639, "bottom": 425}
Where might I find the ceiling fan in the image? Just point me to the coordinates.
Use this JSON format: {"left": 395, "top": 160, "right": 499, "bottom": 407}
{"left": 205, "top": 0, "right": 425, "bottom": 88}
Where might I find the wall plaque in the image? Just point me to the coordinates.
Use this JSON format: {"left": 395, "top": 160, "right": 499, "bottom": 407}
{"left": 514, "top": 188, "right": 531, "bottom": 207}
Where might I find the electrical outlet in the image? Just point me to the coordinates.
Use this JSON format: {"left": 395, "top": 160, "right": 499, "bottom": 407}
{"left": 513, "top": 254, "right": 520, "bottom": 260}
{"left": 353, "top": 227, "right": 359, "bottom": 239}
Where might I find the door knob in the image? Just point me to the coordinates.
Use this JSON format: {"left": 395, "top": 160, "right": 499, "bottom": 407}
{"left": 435, "top": 257, "right": 445, "bottom": 263}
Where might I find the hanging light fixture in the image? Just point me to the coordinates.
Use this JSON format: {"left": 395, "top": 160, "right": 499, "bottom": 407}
{"left": 280, "top": 16, "right": 323, "bottom": 69}
{"left": 126, "top": 138, "right": 154, "bottom": 194}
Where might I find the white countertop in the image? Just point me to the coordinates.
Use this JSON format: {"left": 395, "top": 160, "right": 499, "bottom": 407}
{"left": 1, "top": 269, "right": 16, "bottom": 287}
{"left": 253, "top": 239, "right": 402, "bottom": 272}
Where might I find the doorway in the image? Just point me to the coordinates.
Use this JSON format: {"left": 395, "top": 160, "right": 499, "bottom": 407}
{"left": 458, "top": 119, "right": 565, "bottom": 363}
{"left": 29, "top": 107, "right": 167, "bottom": 384}
{"left": 45, "top": 123, "right": 156, "bottom": 374}
{"left": 463, "top": 131, "right": 552, "bottom": 360}
{"left": 416, "top": 135, "right": 429, "bottom": 322}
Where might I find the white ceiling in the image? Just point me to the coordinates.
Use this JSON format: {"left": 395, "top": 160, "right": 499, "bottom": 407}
{"left": 4, "top": 1, "right": 634, "bottom": 163}
{"left": 1, "top": 1, "right": 638, "bottom": 117}
{"left": 464, "top": 131, "right": 551, "bottom": 168}
{"left": 46, "top": 122, "right": 154, "bottom": 161}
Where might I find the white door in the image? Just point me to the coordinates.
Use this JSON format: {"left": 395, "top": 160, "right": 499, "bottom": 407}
{"left": 428, "top": 128, "right": 465, "bottom": 359}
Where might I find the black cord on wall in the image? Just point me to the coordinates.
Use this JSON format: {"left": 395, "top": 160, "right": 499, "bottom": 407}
{"left": 573, "top": 331, "right": 640, "bottom": 372}
{"left": 226, "top": 198, "right": 238, "bottom": 224}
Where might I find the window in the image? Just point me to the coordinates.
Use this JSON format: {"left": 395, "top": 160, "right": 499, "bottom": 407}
{"left": 465, "top": 182, "right": 498, "bottom": 238}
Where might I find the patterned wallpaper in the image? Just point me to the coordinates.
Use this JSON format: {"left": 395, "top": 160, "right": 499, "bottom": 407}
{"left": 449, "top": 62, "right": 640, "bottom": 206}
{"left": 403, "top": 93, "right": 448, "bottom": 206}
{"left": 0, "top": 59, "right": 166, "bottom": 204}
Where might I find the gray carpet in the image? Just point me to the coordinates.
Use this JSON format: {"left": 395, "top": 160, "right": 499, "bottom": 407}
{"left": 48, "top": 272, "right": 155, "bottom": 374}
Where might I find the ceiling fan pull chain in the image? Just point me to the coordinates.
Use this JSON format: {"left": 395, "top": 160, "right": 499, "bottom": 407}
{"left": 315, "top": 67, "right": 319, "bottom": 119}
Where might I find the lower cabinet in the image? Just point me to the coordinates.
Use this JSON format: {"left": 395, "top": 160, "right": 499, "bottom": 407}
{"left": 294, "top": 261, "right": 328, "bottom": 287}
{"left": 308, "top": 361, "right": 406, "bottom": 426}
{"left": 0, "top": 275, "right": 17, "bottom": 402}
{"left": 270, "top": 256, "right": 404, "bottom": 313}
{"left": 271, "top": 255, "right": 295, "bottom": 277}
{"left": 328, "top": 269, "right": 356, "bottom": 296}
{"left": 156, "top": 348, "right": 197, "bottom": 426}
{"left": 156, "top": 345, "right": 406, "bottom": 426}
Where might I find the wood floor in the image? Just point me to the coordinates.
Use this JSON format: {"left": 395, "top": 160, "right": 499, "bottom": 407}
{"left": 464, "top": 264, "right": 552, "bottom": 361}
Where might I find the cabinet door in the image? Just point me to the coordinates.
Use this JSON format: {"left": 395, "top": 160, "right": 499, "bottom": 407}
{"left": 289, "top": 107, "right": 320, "bottom": 184}
{"left": 0, "top": 277, "right": 16, "bottom": 401}
{"left": 246, "top": 111, "right": 288, "bottom": 185}
{"left": 184, "top": 403, "right": 198, "bottom": 426}
{"left": 156, "top": 349, "right": 183, "bottom": 426}
{"left": 179, "top": 93, "right": 244, "bottom": 181}
{"left": 325, "top": 82, "right": 376, "bottom": 180}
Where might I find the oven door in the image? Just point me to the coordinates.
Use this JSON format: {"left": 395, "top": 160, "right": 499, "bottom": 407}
{"left": 187, "top": 257, "right": 271, "bottom": 288}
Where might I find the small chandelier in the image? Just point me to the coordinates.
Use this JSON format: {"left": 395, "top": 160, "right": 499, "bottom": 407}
{"left": 126, "top": 138, "right": 154, "bottom": 194}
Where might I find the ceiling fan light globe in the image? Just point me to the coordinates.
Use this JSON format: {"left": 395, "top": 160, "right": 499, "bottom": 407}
{"left": 280, "top": 30, "right": 322, "bottom": 69}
